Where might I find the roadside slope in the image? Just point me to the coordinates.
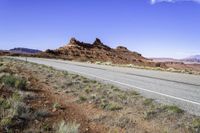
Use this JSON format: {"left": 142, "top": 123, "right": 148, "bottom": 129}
{"left": 11, "top": 57, "right": 200, "bottom": 116}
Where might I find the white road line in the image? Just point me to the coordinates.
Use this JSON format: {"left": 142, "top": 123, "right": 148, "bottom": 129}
{"left": 64, "top": 68, "right": 200, "bottom": 106}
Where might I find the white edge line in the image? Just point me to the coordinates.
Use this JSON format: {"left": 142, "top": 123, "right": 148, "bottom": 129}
{"left": 66, "top": 69, "right": 200, "bottom": 106}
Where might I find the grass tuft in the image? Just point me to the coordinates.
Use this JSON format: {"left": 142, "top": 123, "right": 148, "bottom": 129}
{"left": 0, "top": 97, "right": 11, "bottom": 109}
{"left": 192, "top": 119, "right": 200, "bottom": 129}
{"left": 53, "top": 102, "right": 62, "bottom": 110}
{"left": 0, "top": 117, "right": 12, "bottom": 127}
{"left": 56, "top": 120, "right": 80, "bottom": 133}
{"left": 101, "top": 101, "right": 123, "bottom": 111}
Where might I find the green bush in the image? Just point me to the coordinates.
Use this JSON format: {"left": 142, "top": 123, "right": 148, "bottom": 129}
{"left": 1, "top": 75, "right": 17, "bottom": 88}
{"left": 1, "top": 75, "right": 26, "bottom": 90}
{"left": 79, "top": 96, "right": 87, "bottom": 102}
{"left": 143, "top": 99, "right": 154, "bottom": 106}
{"left": 162, "top": 105, "right": 183, "bottom": 114}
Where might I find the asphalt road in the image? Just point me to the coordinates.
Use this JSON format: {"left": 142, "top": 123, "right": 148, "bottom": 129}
{"left": 10, "top": 57, "right": 200, "bottom": 115}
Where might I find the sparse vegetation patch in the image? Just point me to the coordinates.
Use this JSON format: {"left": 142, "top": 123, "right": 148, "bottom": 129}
{"left": 162, "top": 105, "right": 184, "bottom": 114}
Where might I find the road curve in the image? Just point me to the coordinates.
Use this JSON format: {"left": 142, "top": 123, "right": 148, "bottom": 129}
{"left": 10, "top": 57, "right": 200, "bottom": 116}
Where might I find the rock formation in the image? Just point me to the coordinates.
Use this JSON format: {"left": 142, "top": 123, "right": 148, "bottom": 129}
{"left": 39, "top": 38, "right": 162, "bottom": 67}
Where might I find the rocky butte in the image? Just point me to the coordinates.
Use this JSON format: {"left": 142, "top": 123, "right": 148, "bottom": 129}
{"left": 38, "top": 38, "right": 165, "bottom": 67}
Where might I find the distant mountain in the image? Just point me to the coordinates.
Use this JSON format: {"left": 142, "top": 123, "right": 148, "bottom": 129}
{"left": 9, "top": 47, "right": 42, "bottom": 54}
{"left": 151, "top": 58, "right": 181, "bottom": 63}
{"left": 0, "top": 50, "right": 10, "bottom": 56}
{"left": 182, "top": 55, "right": 200, "bottom": 63}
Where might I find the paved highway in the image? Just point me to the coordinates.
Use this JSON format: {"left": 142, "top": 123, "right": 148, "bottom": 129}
{"left": 11, "top": 57, "right": 200, "bottom": 115}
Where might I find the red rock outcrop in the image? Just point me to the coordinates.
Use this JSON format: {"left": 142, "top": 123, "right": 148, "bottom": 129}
{"left": 39, "top": 38, "right": 164, "bottom": 67}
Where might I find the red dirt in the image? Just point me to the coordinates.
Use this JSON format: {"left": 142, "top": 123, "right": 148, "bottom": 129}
{"left": 19, "top": 71, "right": 119, "bottom": 133}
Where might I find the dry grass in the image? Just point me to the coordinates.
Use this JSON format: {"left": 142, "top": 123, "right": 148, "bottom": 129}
{"left": 1, "top": 57, "right": 200, "bottom": 133}
{"left": 56, "top": 121, "right": 80, "bottom": 133}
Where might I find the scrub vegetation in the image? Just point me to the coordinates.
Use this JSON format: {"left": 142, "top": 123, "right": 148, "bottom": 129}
{"left": 0, "top": 57, "right": 200, "bottom": 133}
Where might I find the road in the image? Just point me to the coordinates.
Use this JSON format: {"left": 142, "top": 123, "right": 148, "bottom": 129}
{"left": 10, "top": 57, "right": 200, "bottom": 115}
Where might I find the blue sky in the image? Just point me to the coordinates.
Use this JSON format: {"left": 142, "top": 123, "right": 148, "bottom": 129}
{"left": 0, "top": 0, "right": 200, "bottom": 59}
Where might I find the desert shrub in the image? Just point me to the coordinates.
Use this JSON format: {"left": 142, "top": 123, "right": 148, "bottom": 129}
{"left": 192, "top": 119, "right": 200, "bottom": 132}
{"left": 79, "top": 96, "right": 87, "bottom": 102}
{"left": 42, "top": 123, "right": 52, "bottom": 132}
{"left": 143, "top": 98, "right": 154, "bottom": 106}
{"left": 15, "top": 78, "right": 26, "bottom": 90}
{"left": 34, "top": 109, "right": 50, "bottom": 118}
{"left": 130, "top": 91, "right": 139, "bottom": 96}
{"left": 0, "top": 75, "right": 26, "bottom": 90}
{"left": 56, "top": 121, "right": 80, "bottom": 133}
{"left": 113, "top": 88, "right": 120, "bottom": 92}
{"left": 155, "top": 62, "right": 162, "bottom": 67}
{"left": 101, "top": 101, "right": 123, "bottom": 111}
{"left": 192, "top": 119, "right": 200, "bottom": 129}
{"left": 53, "top": 102, "right": 61, "bottom": 110}
{"left": 144, "top": 110, "right": 157, "bottom": 120}
{"left": 162, "top": 105, "right": 183, "bottom": 114}
{"left": 62, "top": 71, "right": 69, "bottom": 76}
{"left": 84, "top": 87, "right": 92, "bottom": 94}
{"left": 117, "top": 93, "right": 127, "bottom": 100}
{"left": 0, "top": 117, "right": 12, "bottom": 127}
{"left": 106, "top": 103, "right": 123, "bottom": 111}
{"left": 1, "top": 75, "right": 17, "bottom": 88}
{"left": 12, "top": 91, "right": 22, "bottom": 101}
{"left": 0, "top": 97, "right": 11, "bottom": 109}
{"left": 16, "top": 103, "right": 29, "bottom": 115}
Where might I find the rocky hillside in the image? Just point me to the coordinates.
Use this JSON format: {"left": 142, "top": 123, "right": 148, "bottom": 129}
{"left": 39, "top": 38, "right": 163, "bottom": 67}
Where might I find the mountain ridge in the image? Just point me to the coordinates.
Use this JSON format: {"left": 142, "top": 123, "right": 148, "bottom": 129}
{"left": 182, "top": 55, "right": 200, "bottom": 63}
{"left": 10, "top": 47, "right": 42, "bottom": 54}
